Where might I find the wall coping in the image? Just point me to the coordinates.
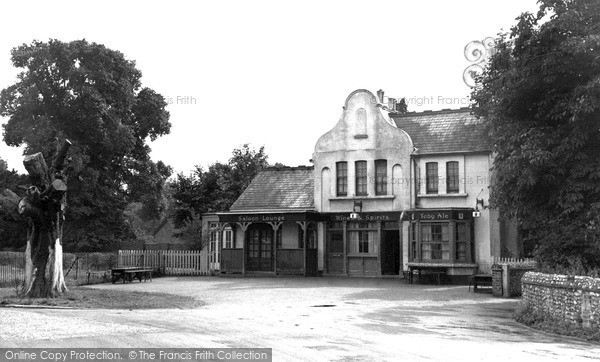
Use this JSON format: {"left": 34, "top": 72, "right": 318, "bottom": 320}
{"left": 522, "top": 271, "right": 600, "bottom": 293}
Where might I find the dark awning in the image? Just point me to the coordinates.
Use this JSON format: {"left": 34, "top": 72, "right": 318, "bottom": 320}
{"left": 216, "top": 210, "right": 323, "bottom": 223}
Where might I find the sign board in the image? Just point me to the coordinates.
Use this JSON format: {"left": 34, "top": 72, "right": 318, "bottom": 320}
{"left": 410, "top": 209, "right": 473, "bottom": 221}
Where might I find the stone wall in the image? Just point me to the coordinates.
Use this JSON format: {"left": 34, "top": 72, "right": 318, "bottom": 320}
{"left": 509, "top": 266, "right": 536, "bottom": 296}
{"left": 521, "top": 272, "right": 600, "bottom": 329}
{"left": 491, "top": 260, "right": 536, "bottom": 297}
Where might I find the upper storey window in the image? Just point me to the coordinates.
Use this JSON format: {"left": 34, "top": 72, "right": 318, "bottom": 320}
{"left": 355, "top": 161, "right": 367, "bottom": 196}
{"left": 426, "top": 162, "right": 438, "bottom": 194}
{"left": 446, "top": 161, "right": 459, "bottom": 193}
{"left": 336, "top": 162, "right": 348, "bottom": 196}
{"left": 375, "top": 160, "right": 387, "bottom": 195}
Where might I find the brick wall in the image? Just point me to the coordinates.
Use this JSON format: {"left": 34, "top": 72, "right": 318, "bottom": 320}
{"left": 492, "top": 265, "right": 503, "bottom": 296}
{"left": 522, "top": 272, "right": 600, "bottom": 329}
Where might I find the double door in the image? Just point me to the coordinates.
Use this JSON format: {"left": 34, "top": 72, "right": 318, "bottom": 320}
{"left": 247, "top": 225, "right": 274, "bottom": 272}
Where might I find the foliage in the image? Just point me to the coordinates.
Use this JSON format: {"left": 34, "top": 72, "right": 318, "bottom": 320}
{"left": 471, "top": 0, "right": 600, "bottom": 269}
{"left": 0, "top": 157, "right": 28, "bottom": 250}
{"left": 170, "top": 144, "right": 270, "bottom": 227}
{"left": 0, "top": 40, "right": 172, "bottom": 251}
{"left": 174, "top": 218, "right": 207, "bottom": 251}
{"left": 515, "top": 302, "right": 600, "bottom": 341}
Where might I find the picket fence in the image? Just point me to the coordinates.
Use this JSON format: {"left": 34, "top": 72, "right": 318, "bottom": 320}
{"left": 493, "top": 256, "right": 537, "bottom": 265}
{"left": 118, "top": 250, "right": 210, "bottom": 276}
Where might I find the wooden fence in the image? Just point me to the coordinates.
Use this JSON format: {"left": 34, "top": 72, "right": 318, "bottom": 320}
{"left": 0, "top": 252, "right": 25, "bottom": 287}
{"left": 118, "top": 250, "right": 209, "bottom": 276}
{"left": 0, "top": 251, "right": 118, "bottom": 286}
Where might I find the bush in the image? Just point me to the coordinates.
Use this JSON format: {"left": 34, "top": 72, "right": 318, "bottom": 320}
{"left": 515, "top": 302, "right": 600, "bottom": 342}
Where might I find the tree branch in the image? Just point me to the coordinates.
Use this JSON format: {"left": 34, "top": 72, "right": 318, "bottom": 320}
{"left": 23, "top": 153, "right": 49, "bottom": 188}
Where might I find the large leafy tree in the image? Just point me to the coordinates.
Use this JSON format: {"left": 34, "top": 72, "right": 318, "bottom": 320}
{"left": 472, "top": 0, "right": 600, "bottom": 270}
{"left": 171, "top": 144, "right": 270, "bottom": 228}
{"left": 0, "top": 39, "right": 171, "bottom": 251}
{"left": 0, "top": 157, "right": 28, "bottom": 250}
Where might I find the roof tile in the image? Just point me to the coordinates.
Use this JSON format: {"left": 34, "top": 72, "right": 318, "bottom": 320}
{"left": 230, "top": 167, "right": 314, "bottom": 211}
{"left": 391, "top": 108, "right": 491, "bottom": 154}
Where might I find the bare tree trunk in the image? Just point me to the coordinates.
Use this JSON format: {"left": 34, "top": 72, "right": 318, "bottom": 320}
{"left": 23, "top": 222, "right": 34, "bottom": 294}
{"left": 16, "top": 140, "right": 72, "bottom": 298}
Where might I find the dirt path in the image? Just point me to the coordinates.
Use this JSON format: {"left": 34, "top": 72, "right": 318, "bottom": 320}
{"left": 1, "top": 277, "right": 598, "bottom": 361}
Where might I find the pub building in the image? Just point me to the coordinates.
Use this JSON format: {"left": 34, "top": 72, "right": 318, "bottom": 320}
{"left": 202, "top": 89, "right": 522, "bottom": 282}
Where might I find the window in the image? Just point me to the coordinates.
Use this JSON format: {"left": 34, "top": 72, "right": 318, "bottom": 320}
{"left": 355, "top": 161, "right": 367, "bottom": 196}
{"left": 375, "top": 160, "right": 387, "bottom": 195}
{"left": 420, "top": 223, "right": 449, "bottom": 260}
{"left": 426, "top": 162, "right": 438, "bottom": 194}
{"left": 347, "top": 222, "right": 377, "bottom": 254}
{"left": 455, "top": 222, "right": 468, "bottom": 261}
{"left": 446, "top": 161, "right": 459, "bottom": 193}
{"left": 336, "top": 162, "right": 347, "bottom": 196}
{"left": 410, "top": 223, "right": 417, "bottom": 260}
{"left": 224, "top": 228, "right": 233, "bottom": 248}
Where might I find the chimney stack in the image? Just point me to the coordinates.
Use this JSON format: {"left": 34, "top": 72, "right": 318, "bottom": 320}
{"left": 377, "top": 89, "right": 385, "bottom": 103}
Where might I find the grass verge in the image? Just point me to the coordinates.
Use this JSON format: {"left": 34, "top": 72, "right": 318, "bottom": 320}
{"left": 515, "top": 303, "right": 600, "bottom": 342}
{"left": 0, "top": 287, "right": 204, "bottom": 309}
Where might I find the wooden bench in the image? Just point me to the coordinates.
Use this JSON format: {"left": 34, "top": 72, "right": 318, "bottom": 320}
{"left": 124, "top": 269, "right": 153, "bottom": 283}
{"left": 111, "top": 267, "right": 153, "bottom": 284}
{"left": 469, "top": 274, "right": 492, "bottom": 292}
{"left": 86, "top": 270, "right": 110, "bottom": 285}
{"left": 406, "top": 265, "right": 447, "bottom": 285}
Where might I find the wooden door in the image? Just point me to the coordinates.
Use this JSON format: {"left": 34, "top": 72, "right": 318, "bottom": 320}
{"left": 381, "top": 230, "right": 400, "bottom": 275}
{"left": 247, "top": 225, "right": 274, "bottom": 272}
{"left": 328, "top": 231, "right": 344, "bottom": 274}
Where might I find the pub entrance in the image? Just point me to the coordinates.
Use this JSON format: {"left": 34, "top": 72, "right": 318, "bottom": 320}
{"left": 246, "top": 224, "right": 274, "bottom": 272}
{"left": 381, "top": 229, "right": 400, "bottom": 275}
{"left": 327, "top": 230, "right": 344, "bottom": 274}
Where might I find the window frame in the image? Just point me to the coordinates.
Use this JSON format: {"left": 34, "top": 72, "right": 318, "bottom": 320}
{"left": 425, "top": 162, "right": 438, "bottom": 194}
{"left": 411, "top": 220, "right": 473, "bottom": 263}
{"left": 347, "top": 222, "right": 377, "bottom": 255}
{"left": 420, "top": 223, "right": 450, "bottom": 261}
{"left": 336, "top": 162, "right": 348, "bottom": 196}
{"left": 446, "top": 161, "right": 459, "bottom": 194}
{"left": 375, "top": 159, "right": 387, "bottom": 195}
{"left": 224, "top": 228, "right": 233, "bottom": 249}
{"left": 355, "top": 160, "right": 368, "bottom": 196}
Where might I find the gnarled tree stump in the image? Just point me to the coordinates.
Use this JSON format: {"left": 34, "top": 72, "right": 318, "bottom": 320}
{"left": 0, "top": 140, "right": 72, "bottom": 298}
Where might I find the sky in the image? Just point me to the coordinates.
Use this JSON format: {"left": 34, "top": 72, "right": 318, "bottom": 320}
{"left": 0, "top": 0, "right": 540, "bottom": 175}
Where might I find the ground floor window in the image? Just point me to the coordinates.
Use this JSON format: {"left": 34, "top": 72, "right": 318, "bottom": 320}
{"left": 409, "top": 219, "right": 472, "bottom": 263}
{"left": 347, "top": 222, "right": 377, "bottom": 255}
{"left": 455, "top": 222, "right": 468, "bottom": 261}
{"left": 420, "top": 223, "right": 449, "bottom": 261}
{"left": 224, "top": 227, "right": 233, "bottom": 248}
